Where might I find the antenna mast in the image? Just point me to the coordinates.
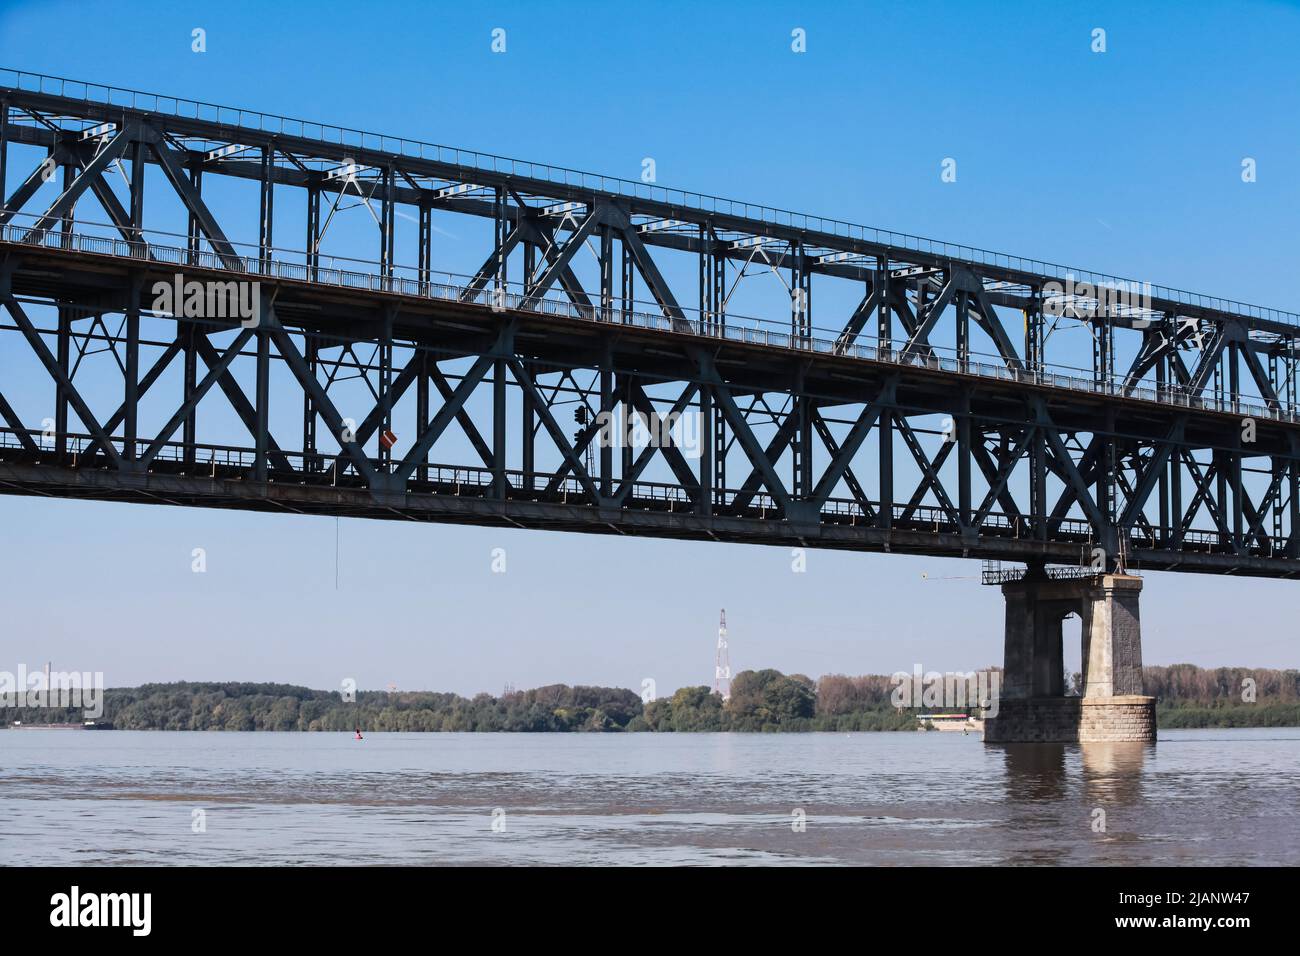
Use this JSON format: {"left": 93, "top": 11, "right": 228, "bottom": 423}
{"left": 713, "top": 609, "right": 732, "bottom": 700}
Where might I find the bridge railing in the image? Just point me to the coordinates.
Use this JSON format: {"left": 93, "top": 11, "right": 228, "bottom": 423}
{"left": 0, "top": 425, "right": 1269, "bottom": 556}
{"left": 4, "top": 221, "right": 1294, "bottom": 424}
{"left": 0, "top": 421, "right": 1279, "bottom": 556}
{"left": 3, "top": 66, "right": 1299, "bottom": 329}
{"left": 979, "top": 562, "right": 1118, "bottom": 586}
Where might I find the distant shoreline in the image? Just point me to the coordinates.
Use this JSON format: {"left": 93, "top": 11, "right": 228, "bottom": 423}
{"left": 5, "top": 664, "right": 1297, "bottom": 732}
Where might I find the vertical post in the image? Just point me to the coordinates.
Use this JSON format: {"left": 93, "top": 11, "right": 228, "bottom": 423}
{"left": 791, "top": 385, "right": 812, "bottom": 502}
{"left": 493, "top": 187, "right": 506, "bottom": 295}
{"left": 1092, "top": 315, "right": 1106, "bottom": 389}
{"left": 711, "top": 241, "right": 725, "bottom": 332}
{"left": 1290, "top": 455, "right": 1300, "bottom": 559}
{"left": 957, "top": 388, "right": 971, "bottom": 528}
{"left": 1101, "top": 406, "right": 1117, "bottom": 564}
{"left": 789, "top": 244, "right": 799, "bottom": 339}
{"left": 1216, "top": 449, "right": 1229, "bottom": 551}
{"left": 878, "top": 408, "right": 893, "bottom": 529}
{"left": 521, "top": 361, "right": 535, "bottom": 491}
{"left": 600, "top": 224, "right": 613, "bottom": 322}
{"left": 1268, "top": 351, "right": 1280, "bottom": 414}
{"left": 418, "top": 202, "right": 431, "bottom": 290}
{"left": 493, "top": 347, "right": 507, "bottom": 499}
{"left": 0, "top": 97, "right": 8, "bottom": 215}
{"left": 1105, "top": 316, "right": 1115, "bottom": 389}
{"left": 306, "top": 184, "right": 320, "bottom": 281}
{"left": 956, "top": 290, "right": 969, "bottom": 371}
{"left": 713, "top": 396, "right": 726, "bottom": 505}
{"left": 620, "top": 243, "right": 633, "bottom": 322}
{"left": 915, "top": 277, "right": 929, "bottom": 339}
{"left": 1229, "top": 340, "right": 1241, "bottom": 413}
{"left": 1023, "top": 287, "right": 1040, "bottom": 372}
{"left": 1031, "top": 420, "right": 1047, "bottom": 541}
{"left": 381, "top": 164, "right": 395, "bottom": 279}
{"left": 795, "top": 395, "right": 806, "bottom": 502}
{"left": 187, "top": 164, "right": 201, "bottom": 266}
{"left": 522, "top": 238, "right": 535, "bottom": 296}
{"left": 1231, "top": 424, "right": 1243, "bottom": 551}
{"left": 494, "top": 318, "right": 513, "bottom": 498}
{"left": 258, "top": 145, "right": 275, "bottom": 272}
{"left": 802, "top": 257, "right": 812, "bottom": 340}
{"left": 600, "top": 343, "right": 612, "bottom": 498}
{"left": 791, "top": 244, "right": 810, "bottom": 340}
{"left": 378, "top": 309, "right": 394, "bottom": 472}
{"left": 183, "top": 321, "right": 197, "bottom": 469}
{"left": 1284, "top": 340, "right": 1294, "bottom": 411}
{"left": 1271, "top": 456, "right": 1283, "bottom": 549}
{"left": 621, "top": 375, "right": 634, "bottom": 482}
{"left": 415, "top": 349, "right": 429, "bottom": 484}
{"left": 1034, "top": 291, "right": 1045, "bottom": 372}
{"left": 876, "top": 258, "right": 891, "bottom": 355}
{"left": 129, "top": 140, "right": 144, "bottom": 244}
{"left": 303, "top": 334, "right": 317, "bottom": 472}
{"left": 60, "top": 155, "right": 76, "bottom": 241}
{"left": 124, "top": 279, "right": 140, "bottom": 465}
{"left": 1157, "top": 350, "right": 1169, "bottom": 541}
{"left": 698, "top": 387, "right": 713, "bottom": 517}
{"left": 697, "top": 224, "right": 708, "bottom": 332}
{"left": 55, "top": 306, "right": 70, "bottom": 458}
{"left": 1170, "top": 444, "right": 1183, "bottom": 545}
{"left": 255, "top": 325, "right": 269, "bottom": 482}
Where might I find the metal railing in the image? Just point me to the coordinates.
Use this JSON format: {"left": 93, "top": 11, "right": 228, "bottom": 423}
{"left": 4, "top": 220, "right": 1296, "bottom": 423}
{"left": 980, "top": 561, "right": 1122, "bottom": 586}
{"left": 0, "top": 426, "right": 1254, "bottom": 553}
{"left": 3, "top": 65, "right": 1299, "bottom": 328}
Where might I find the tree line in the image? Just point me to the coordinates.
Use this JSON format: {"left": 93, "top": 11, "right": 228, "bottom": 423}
{"left": 1145, "top": 664, "right": 1300, "bottom": 728}
{"left": 4, "top": 664, "right": 1297, "bottom": 731}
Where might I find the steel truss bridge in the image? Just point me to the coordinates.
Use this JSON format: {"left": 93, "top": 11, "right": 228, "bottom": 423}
{"left": 1, "top": 69, "right": 1299, "bottom": 577}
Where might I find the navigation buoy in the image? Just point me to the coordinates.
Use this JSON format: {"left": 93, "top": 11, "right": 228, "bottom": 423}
{"left": 354, "top": 727, "right": 363, "bottom": 740}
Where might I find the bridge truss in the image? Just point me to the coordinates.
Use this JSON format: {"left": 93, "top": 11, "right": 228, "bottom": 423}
{"left": 1, "top": 69, "right": 1299, "bottom": 576}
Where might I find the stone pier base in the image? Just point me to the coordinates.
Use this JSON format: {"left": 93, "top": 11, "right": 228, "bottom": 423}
{"left": 983, "top": 572, "right": 1156, "bottom": 744}
{"left": 983, "top": 695, "right": 1156, "bottom": 743}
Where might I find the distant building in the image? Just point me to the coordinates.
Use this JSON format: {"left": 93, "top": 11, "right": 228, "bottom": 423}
{"left": 918, "top": 713, "right": 984, "bottom": 733}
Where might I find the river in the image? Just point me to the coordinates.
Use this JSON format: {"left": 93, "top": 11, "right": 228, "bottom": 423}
{"left": 2, "top": 728, "right": 1297, "bottom": 865}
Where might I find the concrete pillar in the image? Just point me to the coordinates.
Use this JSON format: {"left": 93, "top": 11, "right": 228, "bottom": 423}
{"left": 1081, "top": 575, "right": 1144, "bottom": 697}
{"left": 1000, "top": 584, "right": 1035, "bottom": 699}
{"left": 1031, "top": 601, "right": 1069, "bottom": 697}
{"left": 999, "top": 576, "right": 1071, "bottom": 698}
{"left": 985, "top": 573, "right": 1154, "bottom": 744}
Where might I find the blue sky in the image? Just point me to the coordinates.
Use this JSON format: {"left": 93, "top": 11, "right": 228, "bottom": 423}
{"left": 0, "top": 0, "right": 1297, "bottom": 694}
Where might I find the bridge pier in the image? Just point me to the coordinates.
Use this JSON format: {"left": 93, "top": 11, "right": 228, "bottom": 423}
{"left": 984, "top": 572, "right": 1155, "bottom": 743}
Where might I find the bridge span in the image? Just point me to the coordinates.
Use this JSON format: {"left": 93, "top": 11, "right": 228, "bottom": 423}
{"left": 1, "top": 69, "right": 1295, "bottom": 740}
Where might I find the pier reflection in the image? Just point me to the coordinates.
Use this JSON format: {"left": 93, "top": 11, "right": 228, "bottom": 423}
{"left": 1080, "top": 741, "right": 1152, "bottom": 818}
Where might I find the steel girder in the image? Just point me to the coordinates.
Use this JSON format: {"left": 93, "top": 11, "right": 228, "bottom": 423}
{"left": 1, "top": 78, "right": 1300, "bottom": 577}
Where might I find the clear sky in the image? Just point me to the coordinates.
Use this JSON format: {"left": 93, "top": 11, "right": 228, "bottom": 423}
{"left": 1, "top": 0, "right": 1297, "bottom": 695}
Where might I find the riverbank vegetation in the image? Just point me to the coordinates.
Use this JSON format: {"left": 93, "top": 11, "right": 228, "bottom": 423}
{"left": 1144, "top": 665, "right": 1300, "bottom": 728}
{"left": 4, "top": 664, "right": 1297, "bottom": 731}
